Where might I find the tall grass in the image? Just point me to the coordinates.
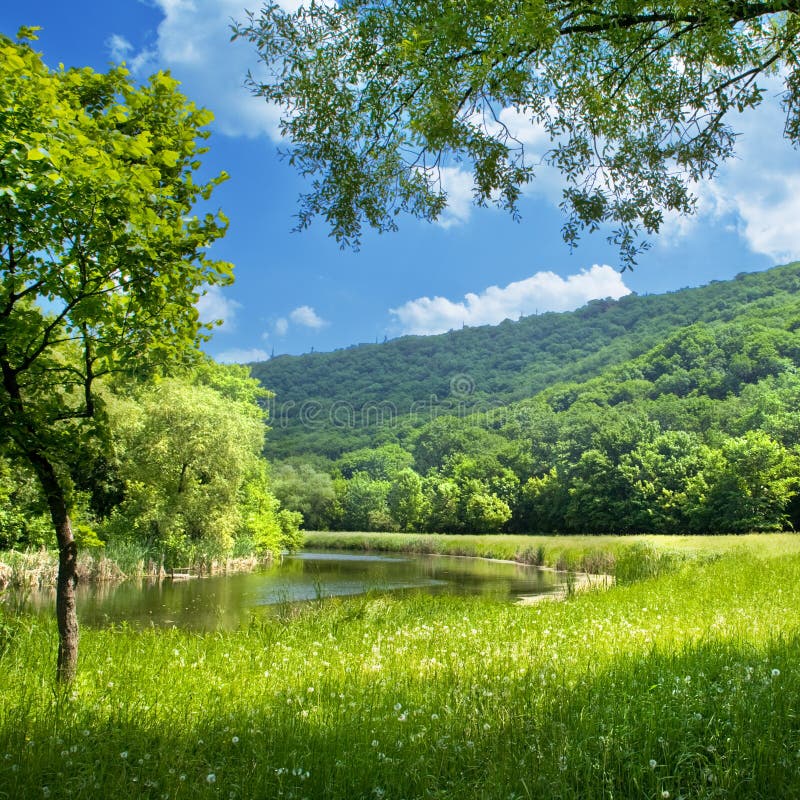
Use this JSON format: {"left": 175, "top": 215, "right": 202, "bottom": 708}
{"left": 2, "top": 542, "right": 800, "bottom": 798}
{"left": 0, "top": 541, "right": 275, "bottom": 592}
{"left": 303, "top": 531, "right": 800, "bottom": 581}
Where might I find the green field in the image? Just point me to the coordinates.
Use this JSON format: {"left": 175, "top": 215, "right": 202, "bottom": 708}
{"left": 2, "top": 535, "right": 800, "bottom": 799}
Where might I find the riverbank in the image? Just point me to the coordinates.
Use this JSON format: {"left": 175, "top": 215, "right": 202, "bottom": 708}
{"left": 2, "top": 541, "right": 800, "bottom": 798}
{"left": 302, "top": 530, "right": 800, "bottom": 581}
{"left": 0, "top": 546, "right": 276, "bottom": 592}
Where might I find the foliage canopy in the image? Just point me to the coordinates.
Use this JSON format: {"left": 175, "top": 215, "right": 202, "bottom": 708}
{"left": 0, "top": 30, "right": 231, "bottom": 680}
{"left": 237, "top": 1, "right": 800, "bottom": 264}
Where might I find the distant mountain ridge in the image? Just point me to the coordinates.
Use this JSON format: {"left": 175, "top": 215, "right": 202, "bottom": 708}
{"left": 251, "top": 263, "right": 800, "bottom": 458}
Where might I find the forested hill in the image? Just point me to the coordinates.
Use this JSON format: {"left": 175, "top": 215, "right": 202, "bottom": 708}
{"left": 252, "top": 262, "right": 800, "bottom": 458}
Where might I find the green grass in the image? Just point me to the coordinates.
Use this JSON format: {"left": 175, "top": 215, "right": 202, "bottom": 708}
{"left": 303, "top": 530, "right": 800, "bottom": 579}
{"left": 2, "top": 538, "right": 800, "bottom": 798}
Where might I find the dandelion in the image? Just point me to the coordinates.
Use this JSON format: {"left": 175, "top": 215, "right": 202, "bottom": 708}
{"left": 232, "top": 736, "right": 239, "bottom": 744}
{"left": 394, "top": 703, "right": 402, "bottom": 711}
{"left": 649, "top": 759, "right": 657, "bottom": 769}
{"left": 120, "top": 752, "right": 128, "bottom": 759}
{"left": 206, "top": 774, "right": 216, "bottom": 784}
{"left": 398, "top": 713, "right": 407, "bottom": 722}
{"left": 661, "top": 791, "right": 670, "bottom": 799}
{"left": 772, "top": 668, "right": 781, "bottom": 678}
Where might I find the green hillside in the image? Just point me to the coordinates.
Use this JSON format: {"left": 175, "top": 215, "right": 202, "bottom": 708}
{"left": 256, "top": 262, "right": 800, "bottom": 536}
{"left": 254, "top": 262, "right": 800, "bottom": 459}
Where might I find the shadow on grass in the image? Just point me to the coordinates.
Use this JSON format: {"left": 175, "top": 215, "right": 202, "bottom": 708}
{"left": 1, "top": 627, "right": 798, "bottom": 800}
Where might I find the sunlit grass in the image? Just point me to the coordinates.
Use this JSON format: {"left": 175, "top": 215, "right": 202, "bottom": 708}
{"left": 304, "top": 530, "right": 800, "bottom": 575}
{"left": 2, "top": 539, "right": 800, "bottom": 798}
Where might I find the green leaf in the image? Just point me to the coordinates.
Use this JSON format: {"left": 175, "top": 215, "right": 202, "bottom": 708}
{"left": 160, "top": 149, "right": 180, "bottom": 167}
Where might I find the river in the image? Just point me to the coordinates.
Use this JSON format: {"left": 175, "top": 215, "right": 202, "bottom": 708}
{"left": 17, "top": 550, "right": 566, "bottom": 630}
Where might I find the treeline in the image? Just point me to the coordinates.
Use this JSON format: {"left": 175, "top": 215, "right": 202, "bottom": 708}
{"left": 270, "top": 311, "right": 800, "bottom": 534}
{"left": 254, "top": 262, "right": 800, "bottom": 459}
{"left": 0, "top": 361, "right": 302, "bottom": 568}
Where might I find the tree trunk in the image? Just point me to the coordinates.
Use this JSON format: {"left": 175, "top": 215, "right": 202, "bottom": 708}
{"left": 31, "top": 454, "right": 79, "bottom": 683}
{"left": 54, "top": 510, "right": 79, "bottom": 683}
{"left": 1, "top": 361, "right": 79, "bottom": 682}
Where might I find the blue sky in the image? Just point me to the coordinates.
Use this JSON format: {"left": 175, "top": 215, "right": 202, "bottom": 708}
{"left": 3, "top": 1, "right": 795, "bottom": 361}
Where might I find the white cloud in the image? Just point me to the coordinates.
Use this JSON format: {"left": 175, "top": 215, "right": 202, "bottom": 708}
{"left": 107, "top": 34, "right": 133, "bottom": 63}
{"left": 391, "top": 265, "right": 631, "bottom": 336}
{"left": 651, "top": 80, "right": 800, "bottom": 262}
{"left": 108, "top": 0, "right": 303, "bottom": 140}
{"left": 289, "top": 305, "right": 327, "bottom": 328}
{"left": 704, "top": 88, "right": 800, "bottom": 262}
{"left": 214, "top": 347, "right": 270, "bottom": 364}
{"left": 275, "top": 317, "right": 289, "bottom": 336}
{"left": 435, "top": 166, "right": 476, "bottom": 229}
{"left": 196, "top": 284, "right": 240, "bottom": 331}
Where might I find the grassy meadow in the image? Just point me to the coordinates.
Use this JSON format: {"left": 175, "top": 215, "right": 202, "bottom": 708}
{"left": 2, "top": 535, "right": 800, "bottom": 799}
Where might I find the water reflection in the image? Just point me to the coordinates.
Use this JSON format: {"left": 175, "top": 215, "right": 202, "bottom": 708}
{"left": 17, "top": 551, "right": 565, "bottom": 631}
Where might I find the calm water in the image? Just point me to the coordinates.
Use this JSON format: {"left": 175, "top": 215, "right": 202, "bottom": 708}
{"left": 20, "top": 551, "right": 565, "bottom": 630}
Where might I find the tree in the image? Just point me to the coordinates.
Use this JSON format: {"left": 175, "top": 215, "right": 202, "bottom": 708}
{"left": 387, "top": 467, "right": 428, "bottom": 530}
{"left": 236, "top": 1, "right": 800, "bottom": 265}
{"left": 336, "top": 471, "right": 393, "bottom": 530}
{"left": 701, "top": 431, "right": 798, "bottom": 532}
{"left": 336, "top": 443, "right": 414, "bottom": 480}
{"left": 106, "top": 378, "right": 269, "bottom": 568}
{"left": 423, "top": 473, "right": 462, "bottom": 532}
{"left": 566, "top": 449, "right": 635, "bottom": 533}
{"left": 0, "top": 31, "right": 230, "bottom": 681}
{"left": 618, "top": 430, "right": 713, "bottom": 532}
{"left": 517, "top": 468, "right": 570, "bottom": 533}
{"left": 462, "top": 483, "right": 512, "bottom": 532}
{"left": 271, "top": 462, "right": 337, "bottom": 530}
